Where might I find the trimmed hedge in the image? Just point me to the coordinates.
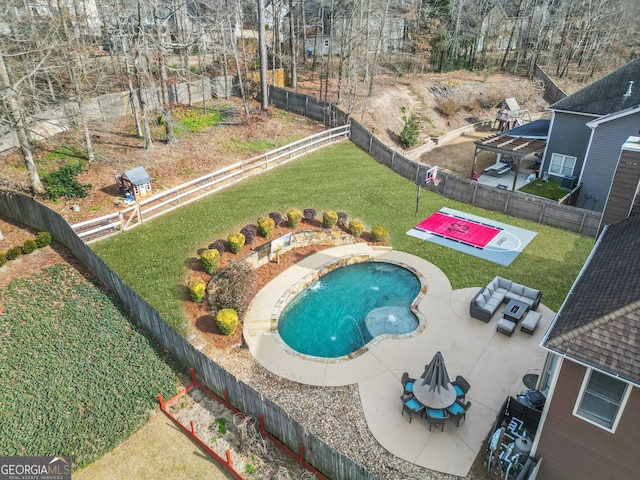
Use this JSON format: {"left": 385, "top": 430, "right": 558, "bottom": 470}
{"left": 268, "top": 211, "right": 283, "bottom": 226}
{"left": 227, "top": 232, "right": 246, "bottom": 254}
{"left": 322, "top": 210, "right": 338, "bottom": 228}
{"left": 187, "top": 277, "right": 206, "bottom": 303}
{"left": 287, "top": 208, "right": 302, "bottom": 228}
{"left": 257, "top": 216, "right": 275, "bottom": 239}
{"left": 370, "top": 226, "right": 388, "bottom": 242}
{"left": 0, "top": 252, "right": 6, "bottom": 267}
{"left": 303, "top": 208, "right": 316, "bottom": 223}
{"left": 200, "top": 249, "right": 220, "bottom": 275}
{"left": 35, "top": 232, "right": 52, "bottom": 248}
{"left": 349, "top": 219, "right": 365, "bottom": 238}
{"left": 6, "top": 247, "right": 21, "bottom": 261}
{"left": 208, "top": 240, "right": 226, "bottom": 254}
{"left": 22, "top": 239, "right": 38, "bottom": 254}
{"left": 337, "top": 211, "right": 348, "bottom": 228}
{"left": 216, "top": 308, "right": 239, "bottom": 336}
{"left": 240, "top": 225, "right": 257, "bottom": 244}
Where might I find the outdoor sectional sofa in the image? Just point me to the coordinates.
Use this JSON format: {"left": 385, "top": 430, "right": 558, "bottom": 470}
{"left": 470, "top": 276, "right": 542, "bottom": 322}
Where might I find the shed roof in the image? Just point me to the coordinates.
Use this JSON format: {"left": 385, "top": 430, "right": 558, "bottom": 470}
{"left": 550, "top": 57, "right": 640, "bottom": 116}
{"left": 501, "top": 119, "right": 550, "bottom": 139}
{"left": 543, "top": 213, "right": 640, "bottom": 386}
{"left": 122, "top": 166, "right": 152, "bottom": 185}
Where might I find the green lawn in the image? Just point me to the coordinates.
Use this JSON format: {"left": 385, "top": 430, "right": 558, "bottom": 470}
{"left": 0, "top": 264, "right": 182, "bottom": 469}
{"left": 92, "top": 141, "right": 595, "bottom": 333}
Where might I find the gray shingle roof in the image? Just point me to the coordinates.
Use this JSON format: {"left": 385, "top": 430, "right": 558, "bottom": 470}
{"left": 544, "top": 213, "right": 640, "bottom": 385}
{"left": 550, "top": 57, "right": 640, "bottom": 116}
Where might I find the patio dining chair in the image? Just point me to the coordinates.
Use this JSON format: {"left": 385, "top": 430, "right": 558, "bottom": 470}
{"left": 426, "top": 408, "right": 449, "bottom": 432}
{"left": 401, "top": 371, "right": 416, "bottom": 395}
{"left": 419, "top": 363, "right": 430, "bottom": 378}
{"left": 400, "top": 394, "right": 425, "bottom": 423}
{"left": 452, "top": 375, "right": 471, "bottom": 401}
{"left": 447, "top": 399, "right": 471, "bottom": 427}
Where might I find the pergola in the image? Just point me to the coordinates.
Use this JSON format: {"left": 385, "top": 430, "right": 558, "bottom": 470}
{"left": 471, "top": 122, "right": 548, "bottom": 191}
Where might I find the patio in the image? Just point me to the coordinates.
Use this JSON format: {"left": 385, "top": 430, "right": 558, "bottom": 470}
{"left": 243, "top": 244, "right": 554, "bottom": 477}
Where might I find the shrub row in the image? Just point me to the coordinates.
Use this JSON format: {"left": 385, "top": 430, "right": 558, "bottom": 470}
{"left": 0, "top": 231, "right": 52, "bottom": 267}
{"left": 190, "top": 211, "right": 388, "bottom": 339}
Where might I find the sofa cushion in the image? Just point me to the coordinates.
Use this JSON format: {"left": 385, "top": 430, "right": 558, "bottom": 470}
{"left": 510, "top": 283, "right": 525, "bottom": 295}
{"left": 498, "top": 277, "right": 512, "bottom": 289}
{"left": 486, "top": 297, "right": 502, "bottom": 310}
{"left": 524, "top": 286, "right": 539, "bottom": 299}
{"left": 495, "top": 287, "right": 509, "bottom": 295}
{"left": 518, "top": 296, "right": 535, "bottom": 307}
{"left": 475, "top": 295, "right": 486, "bottom": 307}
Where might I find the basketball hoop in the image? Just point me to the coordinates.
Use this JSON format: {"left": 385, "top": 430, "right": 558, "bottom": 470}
{"left": 425, "top": 166, "right": 441, "bottom": 186}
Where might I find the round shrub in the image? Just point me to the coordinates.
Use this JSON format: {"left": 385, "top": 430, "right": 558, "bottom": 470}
{"left": 268, "top": 211, "right": 283, "bottom": 226}
{"left": 337, "top": 211, "right": 348, "bottom": 228}
{"left": 208, "top": 262, "right": 256, "bottom": 319}
{"left": 22, "top": 239, "right": 38, "bottom": 254}
{"left": 187, "top": 277, "right": 206, "bottom": 303}
{"left": 349, "top": 219, "right": 365, "bottom": 238}
{"left": 303, "top": 208, "right": 316, "bottom": 223}
{"left": 227, "top": 232, "right": 246, "bottom": 254}
{"left": 257, "top": 216, "right": 275, "bottom": 239}
{"left": 216, "top": 308, "right": 239, "bottom": 336}
{"left": 240, "top": 225, "right": 257, "bottom": 245}
{"left": 6, "top": 247, "right": 21, "bottom": 261}
{"left": 208, "top": 240, "right": 226, "bottom": 254}
{"left": 287, "top": 208, "right": 302, "bottom": 228}
{"left": 201, "top": 249, "right": 220, "bottom": 275}
{"left": 35, "top": 231, "right": 52, "bottom": 248}
{"left": 0, "top": 252, "right": 6, "bottom": 267}
{"left": 370, "top": 226, "right": 388, "bottom": 242}
{"left": 322, "top": 210, "right": 338, "bottom": 228}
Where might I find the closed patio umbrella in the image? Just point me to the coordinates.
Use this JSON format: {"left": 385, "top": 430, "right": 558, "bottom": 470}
{"left": 412, "top": 351, "right": 457, "bottom": 408}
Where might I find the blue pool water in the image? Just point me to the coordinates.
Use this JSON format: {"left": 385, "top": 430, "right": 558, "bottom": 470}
{"left": 277, "top": 262, "right": 421, "bottom": 358}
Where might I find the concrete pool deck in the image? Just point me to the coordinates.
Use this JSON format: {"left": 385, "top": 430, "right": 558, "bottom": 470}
{"left": 243, "top": 244, "right": 554, "bottom": 477}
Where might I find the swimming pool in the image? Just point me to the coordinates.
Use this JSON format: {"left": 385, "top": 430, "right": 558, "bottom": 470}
{"left": 277, "top": 261, "right": 423, "bottom": 359}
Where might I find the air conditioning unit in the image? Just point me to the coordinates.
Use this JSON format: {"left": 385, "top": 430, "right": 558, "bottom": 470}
{"left": 561, "top": 175, "right": 578, "bottom": 190}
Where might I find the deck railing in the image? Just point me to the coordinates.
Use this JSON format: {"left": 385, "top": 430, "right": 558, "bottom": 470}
{"left": 71, "top": 124, "right": 350, "bottom": 242}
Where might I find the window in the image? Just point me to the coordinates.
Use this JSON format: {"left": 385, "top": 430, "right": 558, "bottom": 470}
{"left": 549, "top": 153, "right": 576, "bottom": 177}
{"left": 575, "top": 370, "right": 629, "bottom": 430}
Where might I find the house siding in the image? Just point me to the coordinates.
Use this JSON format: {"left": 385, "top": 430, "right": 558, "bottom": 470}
{"left": 577, "top": 112, "right": 640, "bottom": 212}
{"left": 536, "top": 360, "right": 640, "bottom": 479}
{"left": 542, "top": 112, "right": 593, "bottom": 179}
{"left": 600, "top": 148, "right": 640, "bottom": 228}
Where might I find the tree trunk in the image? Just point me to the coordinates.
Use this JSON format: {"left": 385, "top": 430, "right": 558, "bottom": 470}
{"left": 155, "top": 9, "right": 177, "bottom": 145}
{"left": 0, "top": 53, "right": 43, "bottom": 194}
{"left": 258, "top": 0, "right": 269, "bottom": 111}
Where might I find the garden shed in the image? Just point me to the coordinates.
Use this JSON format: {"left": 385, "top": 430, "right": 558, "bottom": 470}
{"left": 119, "top": 166, "right": 152, "bottom": 200}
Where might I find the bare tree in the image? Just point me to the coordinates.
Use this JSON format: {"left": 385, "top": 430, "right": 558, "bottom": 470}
{"left": 0, "top": 52, "right": 44, "bottom": 194}
{"left": 258, "top": 0, "right": 269, "bottom": 111}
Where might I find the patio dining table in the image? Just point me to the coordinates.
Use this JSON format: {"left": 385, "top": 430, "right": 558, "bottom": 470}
{"left": 413, "top": 381, "right": 457, "bottom": 409}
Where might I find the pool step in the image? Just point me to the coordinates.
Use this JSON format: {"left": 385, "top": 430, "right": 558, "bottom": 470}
{"left": 246, "top": 319, "right": 275, "bottom": 336}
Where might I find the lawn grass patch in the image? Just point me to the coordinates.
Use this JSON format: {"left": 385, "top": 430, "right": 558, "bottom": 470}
{"left": 518, "top": 179, "right": 567, "bottom": 201}
{"left": 92, "top": 141, "right": 595, "bottom": 333}
{"left": 0, "top": 264, "right": 182, "bottom": 469}
{"left": 174, "top": 107, "right": 223, "bottom": 132}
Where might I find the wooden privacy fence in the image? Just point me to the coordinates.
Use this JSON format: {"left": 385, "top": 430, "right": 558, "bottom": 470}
{"left": 341, "top": 111, "right": 602, "bottom": 237}
{"left": 267, "top": 85, "right": 601, "bottom": 236}
{"left": 0, "top": 190, "right": 378, "bottom": 480}
{"left": 71, "top": 125, "right": 350, "bottom": 242}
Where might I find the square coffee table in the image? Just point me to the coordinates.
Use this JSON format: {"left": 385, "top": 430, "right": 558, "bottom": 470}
{"left": 502, "top": 299, "right": 528, "bottom": 323}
